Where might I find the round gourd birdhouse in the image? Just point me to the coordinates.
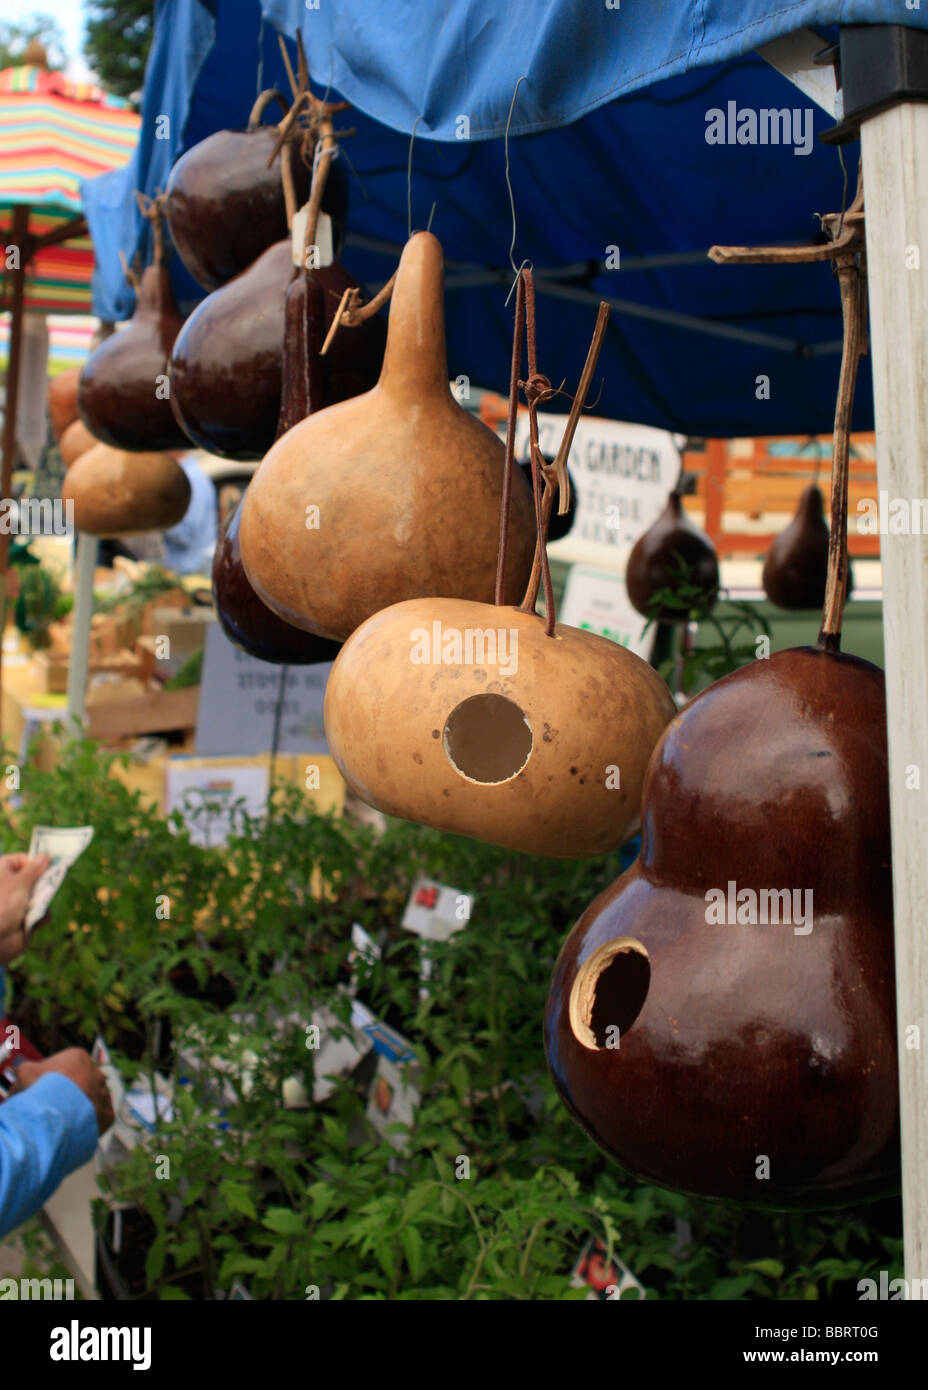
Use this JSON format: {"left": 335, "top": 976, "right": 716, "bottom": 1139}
{"left": 324, "top": 596, "right": 676, "bottom": 857}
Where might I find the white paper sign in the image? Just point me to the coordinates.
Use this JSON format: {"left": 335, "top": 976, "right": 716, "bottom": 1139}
{"left": 401, "top": 878, "right": 473, "bottom": 942}
{"left": 195, "top": 622, "right": 332, "bottom": 756}
{"left": 514, "top": 413, "right": 679, "bottom": 554}
{"left": 165, "top": 761, "right": 270, "bottom": 846}
{"left": 560, "top": 565, "right": 655, "bottom": 660}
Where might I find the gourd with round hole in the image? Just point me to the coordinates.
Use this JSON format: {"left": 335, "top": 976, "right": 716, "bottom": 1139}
{"left": 543, "top": 644, "right": 897, "bottom": 1206}
{"left": 324, "top": 595, "right": 676, "bottom": 856}
{"left": 213, "top": 273, "right": 341, "bottom": 666}
{"left": 163, "top": 91, "right": 348, "bottom": 292}
{"left": 625, "top": 488, "right": 719, "bottom": 621}
{"left": 238, "top": 232, "right": 537, "bottom": 640}
{"left": 62, "top": 445, "right": 190, "bottom": 536}
{"left": 762, "top": 484, "right": 852, "bottom": 609}
{"left": 545, "top": 247, "right": 896, "bottom": 1207}
{"left": 168, "top": 243, "right": 385, "bottom": 461}
{"left": 77, "top": 216, "right": 188, "bottom": 452}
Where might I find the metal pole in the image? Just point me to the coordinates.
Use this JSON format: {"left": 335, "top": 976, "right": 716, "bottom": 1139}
{"left": 0, "top": 203, "right": 30, "bottom": 739}
{"left": 66, "top": 532, "right": 98, "bottom": 727}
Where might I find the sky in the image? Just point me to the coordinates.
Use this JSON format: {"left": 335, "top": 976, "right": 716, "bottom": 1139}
{"left": 4, "top": 0, "right": 97, "bottom": 83}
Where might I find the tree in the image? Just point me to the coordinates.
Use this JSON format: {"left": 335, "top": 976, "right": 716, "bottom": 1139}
{"left": 83, "top": 0, "right": 155, "bottom": 105}
{"left": 0, "top": 15, "right": 67, "bottom": 70}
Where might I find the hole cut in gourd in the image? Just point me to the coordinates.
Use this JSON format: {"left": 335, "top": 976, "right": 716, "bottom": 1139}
{"left": 569, "top": 939, "right": 650, "bottom": 1051}
{"left": 443, "top": 693, "right": 533, "bottom": 784}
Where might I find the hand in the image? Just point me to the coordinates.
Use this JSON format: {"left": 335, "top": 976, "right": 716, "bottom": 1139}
{"left": 14, "top": 1048, "right": 114, "bottom": 1136}
{"left": 0, "top": 853, "right": 50, "bottom": 964}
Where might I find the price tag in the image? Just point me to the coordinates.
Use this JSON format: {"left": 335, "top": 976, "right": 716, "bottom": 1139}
{"left": 401, "top": 877, "right": 474, "bottom": 942}
{"left": 291, "top": 207, "right": 334, "bottom": 269}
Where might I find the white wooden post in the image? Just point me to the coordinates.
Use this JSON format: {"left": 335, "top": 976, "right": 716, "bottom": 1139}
{"left": 860, "top": 103, "right": 928, "bottom": 1282}
{"left": 66, "top": 532, "right": 98, "bottom": 726}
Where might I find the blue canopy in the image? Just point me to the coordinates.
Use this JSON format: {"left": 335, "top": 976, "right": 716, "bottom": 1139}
{"left": 82, "top": 1, "right": 927, "bottom": 437}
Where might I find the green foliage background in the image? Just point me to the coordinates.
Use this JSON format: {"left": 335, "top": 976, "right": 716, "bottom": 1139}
{"left": 1, "top": 737, "right": 903, "bottom": 1300}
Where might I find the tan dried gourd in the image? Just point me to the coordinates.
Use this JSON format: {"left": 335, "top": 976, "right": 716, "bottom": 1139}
{"left": 59, "top": 420, "right": 99, "bottom": 467}
{"left": 62, "top": 444, "right": 190, "bottom": 535}
{"left": 238, "top": 232, "right": 536, "bottom": 641}
{"left": 323, "top": 276, "right": 676, "bottom": 858}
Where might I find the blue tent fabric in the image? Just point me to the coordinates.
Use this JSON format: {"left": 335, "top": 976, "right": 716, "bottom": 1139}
{"left": 81, "top": 0, "right": 928, "bottom": 437}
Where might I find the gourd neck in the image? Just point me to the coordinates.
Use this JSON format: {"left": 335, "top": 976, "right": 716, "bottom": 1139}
{"left": 378, "top": 231, "right": 450, "bottom": 400}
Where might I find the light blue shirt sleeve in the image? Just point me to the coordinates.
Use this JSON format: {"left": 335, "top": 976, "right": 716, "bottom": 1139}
{"left": 0, "top": 1075, "right": 99, "bottom": 1240}
{"left": 163, "top": 453, "right": 218, "bottom": 575}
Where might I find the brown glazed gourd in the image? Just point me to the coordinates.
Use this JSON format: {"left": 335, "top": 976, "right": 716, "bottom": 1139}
{"left": 59, "top": 420, "right": 99, "bottom": 467}
{"left": 78, "top": 262, "right": 188, "bottom": 453}
{"left": 325, "top": 597, "right": 676, "bottom": 856}
{"left": 625, "top": 489, "right": 719, "bottom": 621}
{"left": 63, "top": 445, "right": 190, "bottom": 535}
{"left": 163, "top": 99, "right": 328, "bottom": 291}
{"left": 763, "top": 485, "right": 852, "bottom": 609}
{"left": 544, "top": 645, "right": 898, "bottom": 1206}
{"left": 168, "top": 243, "right": 385, "bottom": 461}
{"left": 239, "top": 232, "right": 536, "bottom": 640}
{"left": 212, "top": 274, "right": 341, "bottom": 666}
{"left": 213, "top": 501, "right": 342, "bottom": 665}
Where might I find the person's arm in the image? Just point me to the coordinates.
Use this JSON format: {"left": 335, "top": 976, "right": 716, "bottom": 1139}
{"left": 0, "top": 1074, "right": 98, "bottom": 1240}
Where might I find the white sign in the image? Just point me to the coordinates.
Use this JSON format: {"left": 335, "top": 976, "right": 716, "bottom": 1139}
{"left": 195, "top": 622, "right": 332, "bottom": 756}
{"left": 560, "top": 565, "right": 655, "bottom": 660}
{"left": 165, "top": 761, "right": 269, "bottom": 846}
{"left": 513, "top": 413, "right": 679, "bottom": 554}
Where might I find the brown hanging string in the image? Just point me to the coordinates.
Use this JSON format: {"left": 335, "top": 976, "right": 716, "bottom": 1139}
{"left": 819, "top": 253, "right": 865, "bottom": 651}
{"left": 494, "top": 265, "right": 610, "bottom": 635}
{"left": 134, "top": 190, "right": 164, "bottom": 266}
{"left": 710, "top": 163, "right": 866, "bottom": 655}
{"left": 494, "top": 268, "right": 526, "bottom": 608}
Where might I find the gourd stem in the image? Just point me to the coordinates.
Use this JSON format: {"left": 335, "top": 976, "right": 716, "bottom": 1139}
{"left": 519, "top": 299, "right": 610, "bottom": 626}
{"left": 248, "top": 88, "right": 289, "bottom": 130}
{"left": 301, "top": 112, "right": 336, "bottom": 271}
{"left": 818, "top": 254, "right": 865, "bottom": 653}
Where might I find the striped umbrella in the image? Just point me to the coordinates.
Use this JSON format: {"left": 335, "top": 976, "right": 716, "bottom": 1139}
{"left": 0, "top": 57, "right": 141, "bottom": 734}
{"left": 0, "top": 63, "right": 140, "bottom": 314}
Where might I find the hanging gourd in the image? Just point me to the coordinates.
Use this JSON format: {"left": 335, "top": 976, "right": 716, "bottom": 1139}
{"left": 63, "top": 444, "right": 191, "bottom": 535}
{"left": 78, "top": 195, "right": 189, "bottom": 453}
{"left": 59, "top": 420, "right": 99, "bottom": 468}
{"left": 47, "top": 365, "right": 81, "bottom": 443}
{"left": 238, "top": 231, "right": 538, "bottom": 640}
{"left": 167, "top": 124, "right": 384, "bottom": 462}
{"left": 545, "top": 196, "right": 899, "bottom": 1206}
{"left": 323, "top": 272, "right": 676, "bottom": 856}
{"left": 625, "top": 487, "right": 719, "bottom": 621}
{"left": 165, "top": 90, "right": 309, "bottom": 291}
{"left": 213, "top": 270, "right": 340, "bottom": 666}
{"left": 763, "top": 482, "right": 851, "bottom": 609}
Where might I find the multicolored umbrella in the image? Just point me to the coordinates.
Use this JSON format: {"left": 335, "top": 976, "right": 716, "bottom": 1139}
{"left": 0, "top": 62, "right": 140, "bottom": 314}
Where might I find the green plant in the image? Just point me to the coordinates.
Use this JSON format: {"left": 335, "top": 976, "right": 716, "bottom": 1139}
{"left": 13, "top": 562, "right": 63, "bottom": 650}
{"left": 644, "top": 555, "right": 771, "bottom": 695}
{"left": 2, "top": 736, "right": 903, "bottom": 1300}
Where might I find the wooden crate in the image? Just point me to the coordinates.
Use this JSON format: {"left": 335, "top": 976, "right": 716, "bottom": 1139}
{"left": 33, "top": 648, "right": 144, "bottom": 695}
{"left": 85, "top": 685, "right": 200, "bottom": 741}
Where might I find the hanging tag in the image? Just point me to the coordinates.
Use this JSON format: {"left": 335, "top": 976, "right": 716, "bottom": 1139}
{"left": 291, "top": 207, "right": 334, "bottom": 270}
